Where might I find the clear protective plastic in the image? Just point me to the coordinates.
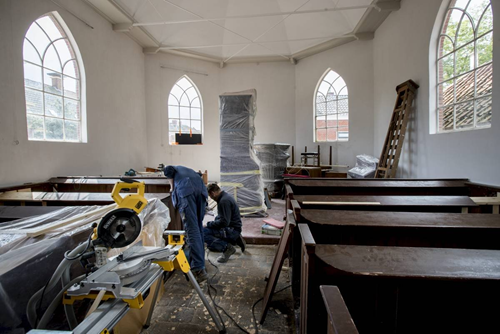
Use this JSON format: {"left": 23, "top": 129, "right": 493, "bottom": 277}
{"left": 0, "top": 198, "right": 170, "bottom": 332}
{"left": 348, "top": 154, "right": 379, "bottom": 178}
{"left": 219, "top": 90, "right": 266, "bottom": 216}
{"left": 254, "top": 143, "right": 290, "bottom": 196}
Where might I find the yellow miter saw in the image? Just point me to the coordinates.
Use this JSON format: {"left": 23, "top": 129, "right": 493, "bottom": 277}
{"left": 28, "top": 179, "right": 225, "bottom": 334}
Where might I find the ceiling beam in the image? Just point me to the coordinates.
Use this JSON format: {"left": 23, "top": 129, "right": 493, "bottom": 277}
{"left": 131, "top": 5, "right": 375, "bottom": 27}
{"left": 156, "top": 35, "right": 356, "bottom": 51}
{"left": 83, "top": 0, "right": 401, "bottom": 65}
{"left": 112, "top": 23, "right": 133, "bottom": 32}
{"left": 374, "top": 1, "right": 401, "bottom": 12}
{"left": 354, "top": 32, "right": 375, "bottom": 40}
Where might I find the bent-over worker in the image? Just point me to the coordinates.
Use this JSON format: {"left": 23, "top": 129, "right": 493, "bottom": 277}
{"left": 204, "top": 183, "right": 246, "bottom": 263}
{"left": 164, "top": 165, "right": 208, "bottom": 283}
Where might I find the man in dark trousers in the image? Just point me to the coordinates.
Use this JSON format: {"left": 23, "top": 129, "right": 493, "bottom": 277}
{"left": 164, "top": 165, "right": 208, "bottom": 283}
{"left": 204, "top": 183, "right": 246, "bottom": 263}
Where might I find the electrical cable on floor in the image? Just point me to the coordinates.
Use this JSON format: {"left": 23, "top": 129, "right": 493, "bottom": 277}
{"left": 205, "top": 249, "right": 251, "bottom": 334}
{"left": 251, "top": 284, "right": 292, "bottom": 334}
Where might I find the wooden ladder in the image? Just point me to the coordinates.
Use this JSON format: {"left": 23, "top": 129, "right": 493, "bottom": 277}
{"left": 375, "top": 80, "right": 419, "bottom": 179}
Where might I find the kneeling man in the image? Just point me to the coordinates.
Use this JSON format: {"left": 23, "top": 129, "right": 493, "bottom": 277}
{"left": 204, "top": 183, "right": 246, "bottom": 263}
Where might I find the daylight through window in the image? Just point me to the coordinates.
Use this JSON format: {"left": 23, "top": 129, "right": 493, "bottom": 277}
{"left": 168, "top": 76, "right": 203, "bottom": 145}
{"left": 23, "top": 13, "right": 85, "bottom": 142}
{"left": 437, "top": 0, "right": 493, "bottom": 132}
{"left": 314, "top": 69, "right": 349, "bottom": 142}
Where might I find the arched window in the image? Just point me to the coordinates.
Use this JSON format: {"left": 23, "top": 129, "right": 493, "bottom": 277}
{"left": 23, "top": 13, "right": 85, "bottom": 142}
{"left": 437, "top": 0, "right": 493, "bottom": 132}
{"left": 168, "top": 76, "right": 203, "bottom": 145}
{"left": 314, "top": 69, "right": 349, "bottom": 142}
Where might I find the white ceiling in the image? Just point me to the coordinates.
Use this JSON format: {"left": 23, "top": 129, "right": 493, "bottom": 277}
{"left": 84, "top": 0, "right": 399, "bottom": 63}
{"left": 115, "top": 0, "right": 372, "bottom": 60}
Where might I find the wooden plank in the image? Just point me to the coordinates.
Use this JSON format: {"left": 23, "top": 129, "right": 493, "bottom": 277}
{"left": 300, "top": 210, "right": 500, "bottom": 228}
{"left": 49, "top": 177, "right": 170, "bottom": 185}
{"left": 295, "top": 195, "right": 477, "bottom": 207}
{"left": 470, "top": 196, "right": 500, "bottom": 205}
{"left": 287, "top": 179, "right": 469, "bottom": 189}
{"left": 319, "top": 286, "right": 359, "bottom": 334}
{"left": 300, "top": 223, "right": 317, "bottom": 334}
{"left": 315, "top": 245, "right": 500, "bottom": 280}
{"left": 0, "top": 192, "right": 169, "bottom": 204}
{"left": 290, "top": 199, "right": 301, "bottom": 222}
{"left": 260, "top": 212, "right": 296, "bottom": 324}
{"left": 298, "top": 223, "right": 316, "bottom": 246}
{"left": 303, "top": 201, "right": 381, "bottom": 206}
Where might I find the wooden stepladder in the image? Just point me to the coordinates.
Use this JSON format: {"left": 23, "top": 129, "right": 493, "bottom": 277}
{"left": 375, "top": 80, "right": 419, "bottom": 179}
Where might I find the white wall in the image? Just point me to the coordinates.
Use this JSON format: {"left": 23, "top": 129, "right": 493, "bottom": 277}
{"left": 295, "top": 40, "right": 375, "bottom": 168}
{"left": 145, "top": 53, "right": 296, "bottom": 182}
{"left": 374, "top": 0, "right": 500, "bottom": 185}
{"left": 0, "top": 0, "right": 147, "bottom": 187}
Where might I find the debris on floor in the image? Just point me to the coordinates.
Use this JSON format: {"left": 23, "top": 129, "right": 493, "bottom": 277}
{"left": 143, "top": 245, "right": 294, "bottom": 334}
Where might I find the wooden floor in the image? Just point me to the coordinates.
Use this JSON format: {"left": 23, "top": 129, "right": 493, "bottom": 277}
{"left": 143, "top": 245, "right": 294, "bottom": 333}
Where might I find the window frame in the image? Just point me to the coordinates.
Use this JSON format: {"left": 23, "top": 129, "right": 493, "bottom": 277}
{"left": 313, "top": 68, "right": 349, "bottom": 143}
{"left": 435, "top": 0, "right": 493, "bottom": 133}
{"left": 167, "top": 75, "right": 203, "bottom": 145}
{"left": 23, "top": 12, "right": 86, "bottom": 143}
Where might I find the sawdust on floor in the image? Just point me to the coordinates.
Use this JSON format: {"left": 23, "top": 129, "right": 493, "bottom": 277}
{"left": 142, "top": 245, "right": 294, "bottom": 334}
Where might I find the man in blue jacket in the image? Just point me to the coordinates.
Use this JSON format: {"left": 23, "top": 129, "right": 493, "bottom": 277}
{"left": 164, "top": 165, "right": 208, "bottom": 283}
{"left": 204, "top": 183, "right": 246, "bottom": 263}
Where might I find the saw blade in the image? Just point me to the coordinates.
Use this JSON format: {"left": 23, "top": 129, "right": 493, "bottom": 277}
{"left": 98, "top": 208, "right": 142, "bottom": 248}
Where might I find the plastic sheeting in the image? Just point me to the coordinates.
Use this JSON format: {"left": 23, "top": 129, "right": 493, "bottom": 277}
{"left": 0, "top": 198, "right": 170, "bottom": 332}
{"left": 348, "top": 154, "right": 379, "bottom": 178}
{"left": 254, "top": 143, "right": 290, "bottom": 197}
{"left": 219, "top": 90, "right": 266, "bottom": 216}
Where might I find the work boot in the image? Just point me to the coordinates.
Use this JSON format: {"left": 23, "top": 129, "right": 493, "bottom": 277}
{"left": 236, "top": 235, "right": 246, "bottom": 253}
{"left": 193, "top": 268, "right": 208, "bottom": 283}
{"left": 217, "top": 244, "right": 236, "bottom": 263}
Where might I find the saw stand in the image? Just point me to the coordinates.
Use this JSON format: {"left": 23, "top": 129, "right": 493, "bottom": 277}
{"left": 62, "top": 231, "right": 225, "bottom": 334}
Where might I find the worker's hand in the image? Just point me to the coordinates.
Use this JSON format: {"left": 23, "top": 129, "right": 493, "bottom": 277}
{"left": 207, "top": 221, "right": 214, "bottom": 228}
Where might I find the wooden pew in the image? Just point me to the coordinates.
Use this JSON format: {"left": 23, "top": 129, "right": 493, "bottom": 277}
{"left": 286, "top": 178, "right": 471, "bottom": 196}
{"left": 300, "top": 225, "right": 500, "bottom": 333}
{"left": 301, "top": 209, "right": 500, "bottom": 250}
{"left": 291, "top": 206, "right": 500, "bottom": 301}
{"left": 320, "top": 286, "right": 359, "bottom": 334}
{"left": 0, "top": 206, "right": 64, "bottom": 222}
{"left": 0, "top": 191, "right": 170, "bottom": 206}
{"left": 0, "top": 191, "right": 182, "bottom": 230}
{"left": 0, "top": 182, "right": 53, "bottom": 193}
{"left": 293, "top": 195, "right": 477, "bottom": 213}
{"left": 48, "top": 177, "right": 171, "bottom": 193}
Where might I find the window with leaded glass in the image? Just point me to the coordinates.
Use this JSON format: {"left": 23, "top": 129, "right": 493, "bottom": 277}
{"left": 437, "top": 0, "right": 493, "bottom": 132}
{"left": 168, "top": 76, "right": 203, "bottom": 145}
{"left": 314, "top": 69, "right": 349, "bottom": 142}
{"left": 23, "top": 13, "right": 85, "bottom": 142}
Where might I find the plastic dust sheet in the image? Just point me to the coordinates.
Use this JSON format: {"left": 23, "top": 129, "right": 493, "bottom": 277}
{"left": 348, "top": 154, "right": 379, "bottom": 178}
{"left": 219, "top": 89, "right": 266, "bottom": 216}
{"left": 254, "top": 143, "right": 290, "bottom": 196}
{"left": 0, "top": 198, "right": 170, "bottom": 332}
